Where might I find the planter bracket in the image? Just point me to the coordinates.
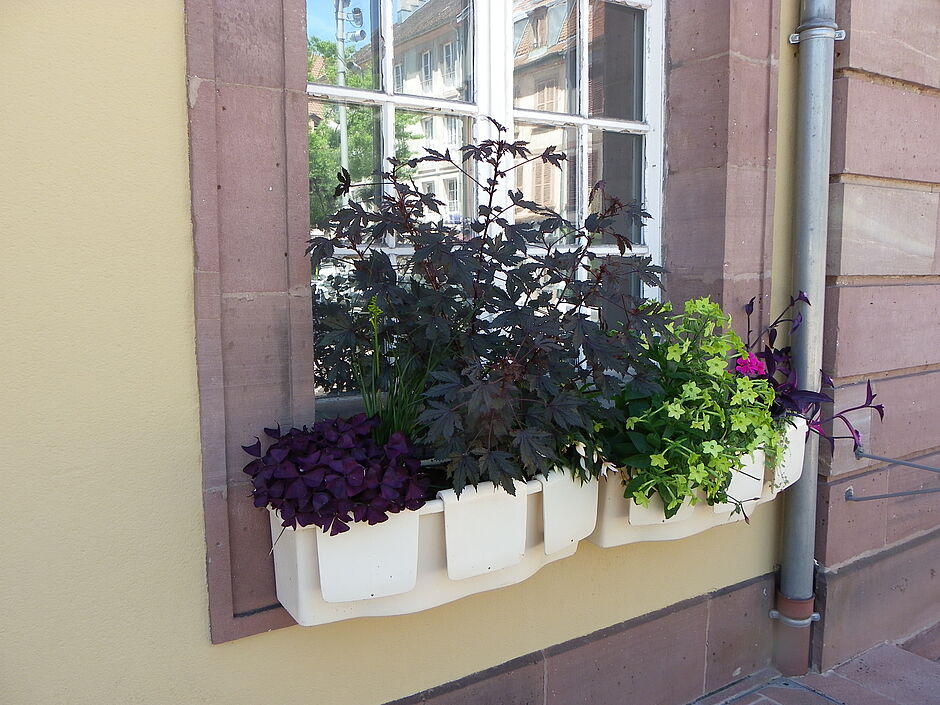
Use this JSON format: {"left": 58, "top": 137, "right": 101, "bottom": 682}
{"left": 845, "top": 448, "right": 940, "bottom": 502}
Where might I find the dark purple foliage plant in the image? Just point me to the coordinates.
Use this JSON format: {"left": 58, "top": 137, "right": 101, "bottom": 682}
{"left": 242, "top": 414, "right": 429, "bottom": 535}
{"left": 307, "top": 118, "right": 668, "bottom": 495}
{"left": 741, "top": 294, "right": 884, "bottom": 450}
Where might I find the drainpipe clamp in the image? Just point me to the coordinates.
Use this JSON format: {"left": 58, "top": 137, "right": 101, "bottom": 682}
{"left": 769, "top": 609, "right": 821, "bottom": 628}
{"left": 789, "top": 29, "right": 845, "bottom": 44}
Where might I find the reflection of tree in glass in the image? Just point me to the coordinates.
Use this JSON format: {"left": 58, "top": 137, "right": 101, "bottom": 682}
{"left": 308, "top": 38, "right": 419, "bottom": 229}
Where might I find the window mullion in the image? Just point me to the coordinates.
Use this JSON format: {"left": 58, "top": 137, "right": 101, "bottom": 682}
{"left": 476, "top": 0, "right": 513, "bottom": 219}
{"left": 578, "top": 0, "right": 589, "bottom": 118}
{"left": 641, "top": 0, "right": 664, "bottom": 300}
{"left": 380, "top": 0, "right": 395, "bottom": 246}
{"left": 380, "top": 0, "right": 394, "bottom": 95}
{"left": 576, "top": 122, "right": 589, "bottom": 282}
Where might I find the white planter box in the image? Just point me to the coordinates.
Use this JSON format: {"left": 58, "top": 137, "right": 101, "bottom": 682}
{"left": 628, "top": 491, "right": 695, "bottom": 525}
{"left": 316, "top": 510, "right": 420, "bottom": 602}
{"left": 439, "top": 480, "right": 529, "bottom": 580}
{"left": 270, "top": 470, "right": 596, "bottom": 626}
{"left": 771, "top": 419, "right": 808, "bottom": 491}
{"left": 589, "top": 451, "right": 774, "bottom": 548}
{"left": 714, "top": 450, "right": 765, "bottom": 514}
{"left": 538, "top": 471, "right": 599, "bottom": 554}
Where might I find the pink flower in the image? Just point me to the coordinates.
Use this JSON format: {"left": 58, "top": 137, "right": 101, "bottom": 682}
{"left": 735, "top": 353, "right": 767, "bottom": 377}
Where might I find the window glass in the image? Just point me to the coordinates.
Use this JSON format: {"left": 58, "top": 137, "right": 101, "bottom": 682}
{"left": 308, "top": 100, "right": 382, "bottom": 229}
{"left": 514, "top": 122, "right": 577, "bottom": 223}
{"left": 393, "top": 0, "right": 473, "bottom": 102}
{"left": 307, "top": 0, "right": 381, "bottom": 90}
{"left": 513, "top": 0, "right": 578, "bottom": 114}
{"left": 588, "top": 130, "right": 644, "bottom": 243}
{"left": 589, "top": 0, "right": 644, "bottom": 121}
{"left": 395, "top": 110, "right": 473, "bottom": 225}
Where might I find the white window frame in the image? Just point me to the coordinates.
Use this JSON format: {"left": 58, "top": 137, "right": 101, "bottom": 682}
{"left": 305, "top": 0, "right": 664, "bottom": 296}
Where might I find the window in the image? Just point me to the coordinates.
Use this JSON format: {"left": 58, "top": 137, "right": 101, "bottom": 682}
{"left": 394, "top": 63, "right": 404, "bottom": 93}
{"left": 442, "top": 41, "right": 457, "bottom": 86}
{"left": 532, "top": 160, "right": 555, "bottom": 206}
{"left": 189, "top": 0, "right": 666, "bottom": 642}
{"left": 444, "top": 176, "right": 460, "bottom": 215}
{"left": 421, "top": 116, "right": 435, "bottom": 145}
{"left": 530, "top": 6, "right": 548, "bottom": 48}
{"left": 535, "top": 78, "right": 558, "bottom": 112}
{"left": 306, "top": 0, "right": 663, "bottom": 284}
{"left": 421, "top": 50, "right": 433, "bottom": 91}
{"left": 445, "top": 116, "right": 461, "bottom": 146}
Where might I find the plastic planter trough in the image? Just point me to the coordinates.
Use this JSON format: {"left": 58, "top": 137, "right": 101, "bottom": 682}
{"left": 269, "top": 469, "right": 598, "bottom": 626}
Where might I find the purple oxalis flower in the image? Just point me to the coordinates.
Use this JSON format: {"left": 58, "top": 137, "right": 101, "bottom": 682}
{"left": 242, "top": 415, "right": 430, "bottom": 533}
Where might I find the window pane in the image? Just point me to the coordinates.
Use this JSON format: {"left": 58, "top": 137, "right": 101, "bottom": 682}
{"left": 589, "top": 1, "right": 643, "bottom": 121}
{"left": 308, "top": 100, "right": 382, "bottom": 230}
{"left": 514, "top": 122, "right": 577, "bottom": 224}
{"left": 513, "top": 0, "right": 578, "bottom": 115}
{"left": 395, "top": 111, "right": 473, "bottom": 226}
{"left": 588, "top": 130, "right": 643, "bottom": 243}
{"left": 307, "top": 0, "right": 381, "bottom": 91}
{"left": 393, "top": 0, "right": 473, "bottom": 102}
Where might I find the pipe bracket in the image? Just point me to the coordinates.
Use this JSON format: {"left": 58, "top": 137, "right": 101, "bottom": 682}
{"left": 789, "top": 29, "right": 845, "bottom": 44}
{"left": 769, "top": 609, "right": 821, "bottom": 628}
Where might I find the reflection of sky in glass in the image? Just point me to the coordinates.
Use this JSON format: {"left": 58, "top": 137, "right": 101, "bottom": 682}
{"left": 307, "top": 0, "right": 375, "bottom": 41}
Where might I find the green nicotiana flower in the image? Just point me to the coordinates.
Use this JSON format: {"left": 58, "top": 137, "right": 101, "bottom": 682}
{"left": 666, "top": 401, "right": 685, "bottom": 419}
{"left": 730, "top": 413, "right": 751, "bottom": 433}
{"left": 706, "top": 356, "right": 728, "bottom": 376}
{"left": 701, "top": 440, "right": 724, "bottom": 456}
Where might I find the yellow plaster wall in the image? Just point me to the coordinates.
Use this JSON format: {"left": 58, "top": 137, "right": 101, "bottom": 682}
{"left": 771, "top": 0, "right": 802, "bottom": 312}
{"left": 0, "top": 2, "right": 792, "bottom": 704}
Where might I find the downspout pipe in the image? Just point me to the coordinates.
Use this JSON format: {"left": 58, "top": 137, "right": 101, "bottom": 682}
{"left": 775, "top": 0, "right": 840, "bottom": 676}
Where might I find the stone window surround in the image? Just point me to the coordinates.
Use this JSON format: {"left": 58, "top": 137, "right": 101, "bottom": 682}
{"left": 185, "top": 0, "right": 781, "bottom": 643}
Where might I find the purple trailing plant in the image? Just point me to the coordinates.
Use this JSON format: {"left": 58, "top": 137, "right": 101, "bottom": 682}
{"left": 740, "top": 294, "right": 884, "bottom": 450}
{"left": 242, "top": 414, "right": 429, "bottom": 535}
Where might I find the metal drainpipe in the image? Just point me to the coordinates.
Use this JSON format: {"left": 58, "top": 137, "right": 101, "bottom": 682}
{"left": 774, "top": 0, "right": 841, "bottom": 676}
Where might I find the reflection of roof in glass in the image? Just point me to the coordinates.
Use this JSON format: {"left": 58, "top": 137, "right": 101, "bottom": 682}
{"left": 349, "top": 0, "right": 469, "bottom": 65}
{"left": 514, "top": 0, "right": 575, "bottom": 64}
{"left": 395, "top": 0, "right": 470, "bottom": 44}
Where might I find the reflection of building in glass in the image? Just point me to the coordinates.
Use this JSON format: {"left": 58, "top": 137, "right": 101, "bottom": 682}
{"left": 512, "top": 0, "right": 644, "bottom": 240}
{"left": 390, "top": 0, "right": 470, "bottom": 102}
{"left": 333, "top": 0, "right": 472, "bottom": 224}
{"left": 397, "top": 111, "right": 468, "bottom": 225}
{"left": 513, "top": 0, "right": 576, "bottom": 114}
{"left": 391, "top": 0, "right": 471, "bottom": 224}
{"left": 512, "top": 1, "right": 577, "bottom": 223}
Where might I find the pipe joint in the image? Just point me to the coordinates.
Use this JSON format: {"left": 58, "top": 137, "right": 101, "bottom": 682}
{"left": 796, "top": 14, "right": 838, "bottom": 32}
